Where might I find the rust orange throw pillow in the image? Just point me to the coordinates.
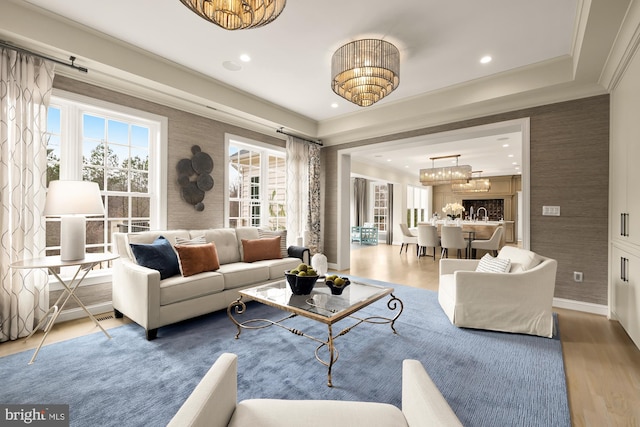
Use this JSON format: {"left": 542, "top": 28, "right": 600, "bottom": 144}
{"left": 242, "top": 236, "right": 282, "bottom": 262}
{"left": 174, "top": 243, "right": 220, "bottom": 277}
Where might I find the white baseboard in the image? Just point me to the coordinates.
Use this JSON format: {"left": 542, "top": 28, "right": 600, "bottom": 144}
{"left": 53, "top": 302, "right": 113, "bottom": 324}
{"left": 553, "top": 297, "right": 608, "bottom": 316}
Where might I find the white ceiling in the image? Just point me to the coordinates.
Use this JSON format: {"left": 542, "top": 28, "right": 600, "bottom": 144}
{"left": 21, "top": 0, "right": 578, "bottom": 122}
{"left": 8, "top": 0, "right": 621, "bottom": 179}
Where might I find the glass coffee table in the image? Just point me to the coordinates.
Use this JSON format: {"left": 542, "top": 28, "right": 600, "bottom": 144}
{"left": 227, "top": 279, "right": 403, "bottom": 387}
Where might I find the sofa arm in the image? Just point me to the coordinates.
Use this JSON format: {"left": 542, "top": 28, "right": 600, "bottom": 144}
{"left": 112, "top": 258, "right": 162, "bottom": 331}
{"left": 439, "top": 258, "right": 479, "bottom": 275}
{"left": 287, "top": 245, "right": 310, "bottom": 264}
{"left": 402, "top": 360, "right": 462, "bottom": 427}
{"left": 168, "top": 353, "right": 238, "bottom": 427}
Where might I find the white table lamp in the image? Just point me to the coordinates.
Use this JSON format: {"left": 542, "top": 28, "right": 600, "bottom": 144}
{"left": 44, "top": 180, "right": 104, "bottom": 261}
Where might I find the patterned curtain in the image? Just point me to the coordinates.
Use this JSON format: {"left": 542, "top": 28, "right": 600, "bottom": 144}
{"left": 0, "top": 49, "right": 54, "bottom": 342}
{"left": 307, "top": 143, "right": 322, "bottom": 254}
{"left": 285, "top": 137, "right": 322, "bottom": 255}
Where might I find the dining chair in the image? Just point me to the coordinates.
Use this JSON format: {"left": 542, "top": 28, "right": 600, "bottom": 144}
{"left": 417, "top": 224, "right": 440, "bottom": 261}
{"left": 470, "top": 226, "right": 504, "bottom": 258}
{"left": 399, "top": 223, "right": 418, "bottom": 255}
{"left": 440, "top": 226, "right": 467, "bottom": 259}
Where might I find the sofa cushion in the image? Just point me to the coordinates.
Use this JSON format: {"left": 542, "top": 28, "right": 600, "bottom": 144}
{"left": 217, "top": 262, "right": 269, "bottom": 290}
{"left": 229, "top": 399, "right": 408, "bottom": 427}
{"left": 129, "top": 236, "right": 180, "bottom": 280}
{"left": 159, "top": 272, "right": 225, "bottom": 306}
{"left": 241, "top": 237, "right": 282, "bottom": 262}
{"left": 258, "top": 229, "right": 288, "bottom": 257}
{"left": 475, "top": 254, "right": 511, "bottom": 273}
{"left": 253, "top": 257, "right": 302, "bottom": 280}
{"left": 192, "top": 228, "right": 242, "bottom": 265}
{"left": 498, "top": 246, "right": 540, "bottom": 272}
{"left": 174, "top": 243, "right": 221, "bottom": 277}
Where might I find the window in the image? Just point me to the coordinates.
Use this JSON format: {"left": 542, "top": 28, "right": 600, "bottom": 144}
{"left": 45, "top": 91, "right": 167, "bottom": 273}
{"left": 373, "top": 183, "right": 388, "bottom": 232}
{"left": 227, "top": 136, "right": 286, "bottom": 230}
{"left": 406, "top": 185, "right": 430, "bottom": 227}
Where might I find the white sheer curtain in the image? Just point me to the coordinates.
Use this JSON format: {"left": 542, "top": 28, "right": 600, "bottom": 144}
{"left": 286, "top": 136, "right": 322, "bottom": 254}
{"left": 0, "top": 48, "right": 54, "bottom": 342}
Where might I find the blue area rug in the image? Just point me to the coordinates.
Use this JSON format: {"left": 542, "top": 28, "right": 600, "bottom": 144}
{"left": 1, "top": 282, "right": 570, "bottom": 426}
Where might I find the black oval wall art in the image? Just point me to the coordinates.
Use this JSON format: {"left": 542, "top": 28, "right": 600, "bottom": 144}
{"left": 177, "top": 145, "right": 214, "bottom": 211}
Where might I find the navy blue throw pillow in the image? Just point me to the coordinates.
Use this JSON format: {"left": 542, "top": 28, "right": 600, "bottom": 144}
{"left": 129, "top": 236, "right": 180, "bottom": 280}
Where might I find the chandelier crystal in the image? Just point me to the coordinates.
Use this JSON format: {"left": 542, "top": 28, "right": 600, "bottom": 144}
{"left": 452, "top": 171, "right": 492, "bottom": 193}
{"left": 420, "top": 155, "right": 472, "bottom": 186}
{"left": 179, "top": 0, "right": 286, "bottom": 30}
{"left": 331, "top": 39, "right": 400, "bottom": 107}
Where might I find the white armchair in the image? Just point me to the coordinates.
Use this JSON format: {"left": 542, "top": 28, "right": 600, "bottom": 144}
{"left": 168, "top": 353, "right": 462, "bottom": 427}
{"left": 438, "top": 246, "right": 558, "bottom": 338}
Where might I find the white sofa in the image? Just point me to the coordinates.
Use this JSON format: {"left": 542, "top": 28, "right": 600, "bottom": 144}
{"left": 112, "top": 227, "right": 307, "bottom": 340}
{"left": 438, "top": 246, "right": 558, "bottom": 337}
{"left": 167, "top": 353, "right": 462, "bottom": 427}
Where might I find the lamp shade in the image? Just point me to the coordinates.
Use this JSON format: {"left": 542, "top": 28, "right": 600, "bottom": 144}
{"left": 43, "top": 180, "right": 104, "bottom": 217}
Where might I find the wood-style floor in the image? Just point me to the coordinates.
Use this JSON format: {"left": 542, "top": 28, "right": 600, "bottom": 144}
{"left": 1, "top": 243, "right": 639, "bottom": 426}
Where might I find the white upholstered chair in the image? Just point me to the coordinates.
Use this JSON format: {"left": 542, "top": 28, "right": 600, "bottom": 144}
{"left": 438, "top": 246, "right": 558, "bottom": 338}
{"left": 417, "top": 224, "right": 440, "bottom": 261}
{"left": 470, "top": 226, "right": 503, "bottom": 258}
{"left": 168, "top": 353, "right": 462, "bottom": 427}
{"left": 440, "top": 226, "right": 467, "bottom": 259}
{"left": 399, "top": 223, "right": 418, "bottom": 255}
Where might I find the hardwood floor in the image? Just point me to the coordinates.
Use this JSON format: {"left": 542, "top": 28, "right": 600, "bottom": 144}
{"left": 1, "top": 243, "right": 639, "bottom": 426}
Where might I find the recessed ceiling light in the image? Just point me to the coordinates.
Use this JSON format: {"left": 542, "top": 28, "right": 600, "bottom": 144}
{"left": 502, "top": 144, "right": 510, "bottom": 148}
{"left": 508, "top": 154, "right": 514, "bottom": 158}
{"left": 387, "top": 159, "right": 392, "bottom": 162}
{"left": 480, "top": 55, "right": 492, "bottom": 64}
{"left": 331, "top": 103, "right": 339, "bottom": 108}
{"left": 223, "top": 61, "right": 242, "bottom": 71}
{"left": 239, "top": 54, "right": 251, "bottom": 62}
{"left": 405, "top": 165, "right": 409, "bottom": 168}
{"left": 512, "top": 162, "right": 518, "bottom": 165}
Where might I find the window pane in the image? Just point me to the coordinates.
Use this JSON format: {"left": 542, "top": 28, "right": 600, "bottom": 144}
{"left": 83, "top": 166, "right": 104, "bottom": 189}
{"left": 108, "top": 196, "right": 128, "bottom": 217}
{"left": 130, "top": 170, "right": 149, "bottom": 193}
{"left": 83, "top": 140, "right": 104, "bottom": 166}
{"left": 131, "top": 196, "right": 150, "bottom": 217}
{"left": 108, "top": 120, "right": 128, "bottom": 145}
{"left": 86, "top": 220, "right": 105, "bottom": 245}
{"left": 46, "top": 220, "right": 60, "bottom": 247}
{"left": 83, "top": 114, "right": 105, "bottom": 140}
{"left": 130, "top": 148, "right": 149, "bottom": 171}
{"left": 107, "top": 168, "right": 128, "bottom": 191}
{"left": 131, "top": 125, "right": 149, "bottom": 149}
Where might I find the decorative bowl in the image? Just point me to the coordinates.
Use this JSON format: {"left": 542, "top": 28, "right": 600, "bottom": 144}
{"left": 325, "top": 277, "right": 351, "bottom": 295}
{"left": 284, "top": 271, "right": 319, "bottom": 295}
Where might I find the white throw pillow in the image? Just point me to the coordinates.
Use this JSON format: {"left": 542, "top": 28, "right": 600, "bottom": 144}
{"left": 475, "top": 253, "right": 511, "bottom": 273}
{"left": 258, "top": 229, "right": 288, "bottom": 258}
{"left": 175, "top": 235, "right": 206, "bottom": 245}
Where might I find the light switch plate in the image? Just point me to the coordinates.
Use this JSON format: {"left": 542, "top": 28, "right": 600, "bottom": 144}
{"left": 542, "top": 206, "right": 560, "bottom": 216}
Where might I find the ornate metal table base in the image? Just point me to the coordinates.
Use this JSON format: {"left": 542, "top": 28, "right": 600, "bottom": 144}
{"left": 227, "top": 293, "right": 403, "bottom": 387}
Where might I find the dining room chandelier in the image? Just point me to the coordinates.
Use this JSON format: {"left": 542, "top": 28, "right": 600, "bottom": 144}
{"left": 452, "top": 171, "right": 492, "bottom": 193}
{"left": 420, "top": 154, "right": 472, "bottom": 186}
{"left": 331, "top": 39, "right": 400, "bottom": 107}
{"left": 179, "top": 0, "right": 286, "bottom": 30}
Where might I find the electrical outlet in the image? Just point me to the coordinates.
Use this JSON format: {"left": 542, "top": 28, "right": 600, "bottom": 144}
{"left": 573, "top": 271, "right": 583, "bottom": 282}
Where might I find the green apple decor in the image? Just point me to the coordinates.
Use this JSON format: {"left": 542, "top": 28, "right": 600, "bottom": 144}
{"left": 325, "top": 274, "right": 351, "bottom": 295}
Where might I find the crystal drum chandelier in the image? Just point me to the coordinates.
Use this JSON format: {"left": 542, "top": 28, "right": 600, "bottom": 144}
{"left": 331, "top": 39, "right": 400, "bottom": 107}
{"left": 179, "top": 0, "right": 286, "bottom": 30}
{"left": 452, "top": 171, "right": 492, "bottom": 193}
{"left": 420, "top": 155, "right": 472, "bottom": 186}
